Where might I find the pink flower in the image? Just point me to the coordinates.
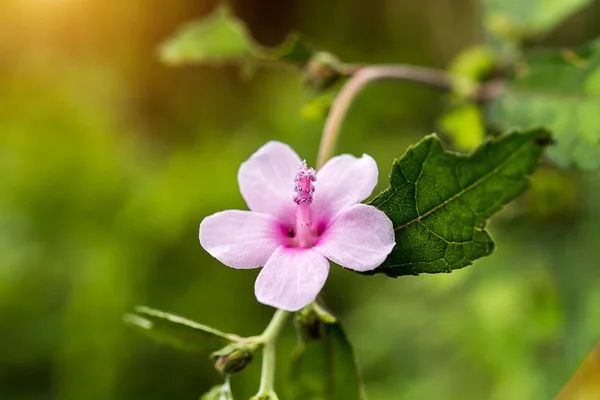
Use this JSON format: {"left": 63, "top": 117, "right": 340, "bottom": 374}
{"left": 199, "top": 142, "right": 395, "bottom": 311}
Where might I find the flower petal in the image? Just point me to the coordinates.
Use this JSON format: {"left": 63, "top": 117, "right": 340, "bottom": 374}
{"left": 314, "top": 204, "right": 395, "bottom": 272}
{"left": 238, "top": 141, "right": 302, "bottom": 219}
{"left": 255, "top": 246, "right": 329, "bottom": 311}
{"left": 199, "top": 210, "right": 280, "bottom": 269}
{"left": 312, "top": 154, "right": 378, "bottom": 222}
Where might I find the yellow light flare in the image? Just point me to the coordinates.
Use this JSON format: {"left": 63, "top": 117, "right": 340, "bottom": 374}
{"left": 555, "top": 340, "right": 600, "bottom": 399}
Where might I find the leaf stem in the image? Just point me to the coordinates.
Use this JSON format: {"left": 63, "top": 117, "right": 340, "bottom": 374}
{"left": 316, "top": 64, "right": 453, "bottom": 168}
{"left": 254, "top": 309, "right": 289, "bottom": 398}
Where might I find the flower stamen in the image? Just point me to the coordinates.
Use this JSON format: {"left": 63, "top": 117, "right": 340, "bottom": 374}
{"left": 293, "top": 161, "right": 316, "bottom": 247}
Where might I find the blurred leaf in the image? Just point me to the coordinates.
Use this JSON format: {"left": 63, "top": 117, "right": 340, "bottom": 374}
{"left": 439, "top": 104, "right": 485, "bottom": 150}
{"left": 289, "top": 309, "right": 364, "bottom": 400}
{"left": 483, "top": 0, "right": 594, "bottom": 39}
{"left": 450, "top": 46, "right": 497, "bottom": 81}
{"left": 489, "top": 39, "right": 600, "bottom": 170}
{"left": 301, "top": 92, "right": 335, "bottom": 121}
{"left": 555, "top": 341, "right": 600, "bottom": 399}
{"left": 449, "top": 46, "right": 497, "bottom": 98}
{"left": 124, "top": 306, "right": 240, "bottom": 352}
{"left": 159, "top": 6, "right": 313, "bottom": 68}
{"left": 159, "top": 6, "right": 257, "bottom": 66}
{"left": 272, "top": 34, "right": 315, "bottom": 65}
{"left": 369, "top": 128, "right": 551, "bottom": 277}
{"left": 520, "top": 168, "right": 579, "bottom": 221}
{"left": 201, "top": 378, "right": 234, "bottom": 400}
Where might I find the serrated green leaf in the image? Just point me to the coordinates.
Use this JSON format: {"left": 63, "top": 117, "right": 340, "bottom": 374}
{"left": 289, "top": 312, "right": 364, "bottom": 400}
{"left": 489, "top": 39, "right": 600, "bottom": 170}
{"left": 124, "top": 306, "right": 240, "bottom": 352}
{"left": 483, "top": 0, "right": 594, "bottom": 39}
{"left": 369, "top": 128, "right": 550, "bottom": 277}
{"left": 159, "top": 6, "right": 257, "bottom": 66}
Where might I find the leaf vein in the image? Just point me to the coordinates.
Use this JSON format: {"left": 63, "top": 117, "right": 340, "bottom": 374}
{"left": 394, "top": 139, "right": 532, "bottom": 232}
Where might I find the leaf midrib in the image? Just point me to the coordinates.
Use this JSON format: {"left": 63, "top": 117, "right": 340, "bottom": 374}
{"left": 394, "top": 139, "right": 533, "bottom": 232}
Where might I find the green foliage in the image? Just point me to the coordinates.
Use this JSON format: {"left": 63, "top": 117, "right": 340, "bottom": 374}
{"left": 488, "top": 39, "right": 600, "bottom": 170}
{"left": 159, "top": 6, "right": 255, "bottom": 65}
{"left": 159, "top": 6, "right": 313, "bottom": 68}
{"left": 448, "top": 46, "right": 497, "bottom": 98}
{"left": 369, "top": 128, "right": 551, "bottom": 277}
{"left": 483, "top": 0, "right": 594, "bottom": 39}
{"left": 289, "top": 307, "right": 364, "bottom": 400}
{"left": 124, "top": 306, "right": 240, "bottom": 352}
{"left": 439, "top": 104, "right": 485, "bottom": 150}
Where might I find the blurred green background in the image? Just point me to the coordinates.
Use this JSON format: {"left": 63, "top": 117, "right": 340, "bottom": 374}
{"left": 1, "top": 0, "right": 600, "bottom": 399}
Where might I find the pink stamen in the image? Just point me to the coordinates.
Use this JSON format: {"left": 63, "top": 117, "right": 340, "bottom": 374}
{"left": 293, "top": 161, "right": 316, "bottom": 247}
{"left": 293, "top": 161, "right": 316, "bottom": 205}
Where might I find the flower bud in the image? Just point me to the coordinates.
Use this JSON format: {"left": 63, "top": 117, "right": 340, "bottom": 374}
{"left": 211, "top": 342, "right": 254, "bottom": 374}
{"left": 294, "top": 303, "right": 337, "bottom": 341}
{"left": 304, "top": 52, "right": 344, "bottom": 92}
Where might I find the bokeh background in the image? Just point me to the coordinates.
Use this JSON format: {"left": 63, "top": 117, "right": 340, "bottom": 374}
{"left": 1, "top": 0, "right": 600, "bottom": 399}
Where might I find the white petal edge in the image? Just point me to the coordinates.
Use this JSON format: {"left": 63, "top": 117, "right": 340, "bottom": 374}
{"left": 312, "top": 154, "right": 378, "bottom": 223}
{"left": 238, "top": 141, "right": 302, "bottom": 219}
{"left": 314, "top": 204, "right": 395, "bottom": 272}
{"left": 199, "top": 210, "right": 280, "bottom": 269}
{"left": 255, "top": 246, "right": 330, "bottom": 311}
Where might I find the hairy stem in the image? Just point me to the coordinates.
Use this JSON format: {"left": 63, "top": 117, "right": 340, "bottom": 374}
{"left": 254, "top": 309, "right": 289, "bottom": 397}
{"left": 316, "top": 64, "right": 453, "bottom": 168}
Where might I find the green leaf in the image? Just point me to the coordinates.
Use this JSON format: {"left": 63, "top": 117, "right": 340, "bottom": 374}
{"left": 289, "top": 308, "right": 365, "bottom": 400}
{"left": 439, "top": 104, "right": 485, "bottom": 151}
{"left": 483, "top": 0, "right": 594, "bottom": 39}
{"left": 158, "top": 6, "right": 314, "bottom": 68}
{"left": 124, "top": 306, "right": 240, "bottom": 352}
{"left": 489, "top": 39, "right": 600, "bottom": 170}
{"left": 369, "top": 128, "right": 551, "bottom": 277}
{"left": 159, "top": 6, "right": 257, "bottom": 66}
{"left": 270, "top": 34, "right": 314, "bottom": 66}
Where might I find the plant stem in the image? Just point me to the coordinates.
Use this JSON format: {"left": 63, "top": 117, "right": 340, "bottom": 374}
{"left": 316, "top": 64, "right": 453, "bottom": 168}
{"left": 254, "top": 309, "right": 289, "bottom": 397}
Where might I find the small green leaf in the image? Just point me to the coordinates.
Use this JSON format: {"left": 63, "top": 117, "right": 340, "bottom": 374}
{"left": 124, "top": 306, "right": 240, "bottom": 352}
{"left": 201, "top": 379, "right": 234, "bottom": 400}
{"left": 270, "top": 34, "right": 315, "bottom": 66}
{"left": 448, "top": 46, "right": 497, "bottom": 98}
{"left": 489, "top": 39, "right": 600, "bottom": 170}
{"left": 159, "top": 6, "right": 257, "bottom": 66}
{"left": 289, "top": 308, "right": 365, "bottom": 400}
{"left": 439, "top": 104, "right": 485, "bottom": 151}
{"left": 483, "top": 0, "right": 594, "bottom": 39}
{"left": 369, "top": 128, "right": 551, "bottom": 277}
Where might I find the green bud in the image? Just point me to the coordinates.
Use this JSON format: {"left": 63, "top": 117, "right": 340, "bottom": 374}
{"left": 303, "top": 52, "right": 344, "bottom": 92}
{"left": 295, "top": 303, "right": 337, "bottom": 341}
{"left": 211, "top": 342, "right": 254, "bottom": 374}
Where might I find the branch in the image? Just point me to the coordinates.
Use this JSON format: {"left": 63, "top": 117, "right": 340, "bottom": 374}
{"left": 315, "top": 63, "right": 504, "bottom": 167}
